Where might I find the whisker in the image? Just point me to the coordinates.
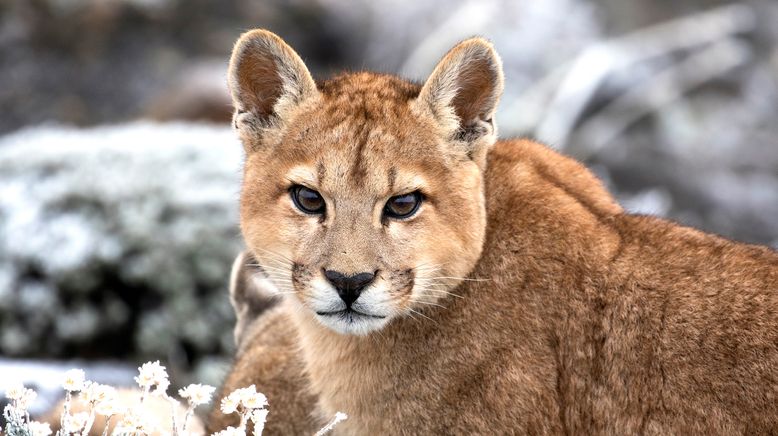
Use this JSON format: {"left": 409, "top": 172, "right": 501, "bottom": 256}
{"left": 418, "top": 288, "right": 464, "bottom": 299}
{"left": 422, "top": 276, "right": 490, "bottom": 282}
{"left": 257, "top": 265, "right": 292, "bottom": 274}
{"left": 252, "top": 247, "right": 294, "bottom": 262}
{"left": 411, "top": 300, "right": 447, "bottom": 309}
{"left": 413, "top": 261, "right": 448, "bottom": 271}
{"left": 408, "top": 308, "right": 437, "bottom": 324}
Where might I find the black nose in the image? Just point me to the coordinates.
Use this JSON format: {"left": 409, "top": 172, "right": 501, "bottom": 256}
{"left": 323, "top": 270, "right": 376, "bottom": 306}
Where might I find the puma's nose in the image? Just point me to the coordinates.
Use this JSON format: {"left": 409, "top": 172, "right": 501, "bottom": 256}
{"left": 323, "top": 270, "right": 376, "bottom": 307}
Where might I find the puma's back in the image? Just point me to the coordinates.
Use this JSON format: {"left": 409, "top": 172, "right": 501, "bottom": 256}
{"left": 209, "top": 30, "right": 778, "bottom": 435}
{"left": 482, "top": 140, "right": 778, "bottom": 434}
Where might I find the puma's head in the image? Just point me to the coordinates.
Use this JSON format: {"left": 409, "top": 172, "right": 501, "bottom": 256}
{"left": 229, "top": 30, "right": 504, "bottom": 335}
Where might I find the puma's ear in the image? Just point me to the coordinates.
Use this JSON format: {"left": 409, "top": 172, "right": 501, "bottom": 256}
{"left": 228, "top": 29, "right": 319, "bottom": 137}
{"left": 229, "top": 250, "right": 279, "bottom": 354}
{"left": 414, "top": 37, "right": 504, "bottom": 157}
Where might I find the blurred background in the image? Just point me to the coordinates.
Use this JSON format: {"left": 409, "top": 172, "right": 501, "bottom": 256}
{"left": 1, "top": 0, "right": 777, "bottom": 416}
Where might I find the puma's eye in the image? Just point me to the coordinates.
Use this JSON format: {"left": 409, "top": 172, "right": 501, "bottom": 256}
{"left": 384, "top": 192, "right": 422, "bottom": 219}
{"left": 291, "top": 185, "right": 325, "bottom": 214}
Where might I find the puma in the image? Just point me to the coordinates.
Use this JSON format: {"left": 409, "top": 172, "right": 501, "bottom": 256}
{"left": 209, "top": 29, "right": 778, "bottom": 435}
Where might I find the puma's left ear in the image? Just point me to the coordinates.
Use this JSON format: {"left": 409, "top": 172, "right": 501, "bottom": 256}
{"left": 414, "top": 37, "right": 504, "bottom": 158}
{"left": 228, "top": 29, "right": 319, "bottom": 143}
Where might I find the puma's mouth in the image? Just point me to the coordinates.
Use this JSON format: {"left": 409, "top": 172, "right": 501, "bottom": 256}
{"left": 316, "top": 309, "right": 387, "bottom": 319}
{"left": 313, "top": 307, "right": 391, "bottom": 335}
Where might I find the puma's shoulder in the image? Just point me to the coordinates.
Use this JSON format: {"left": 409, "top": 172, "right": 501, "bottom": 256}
{"left": 488, "top": 138, "right": 622, "bottom": 217}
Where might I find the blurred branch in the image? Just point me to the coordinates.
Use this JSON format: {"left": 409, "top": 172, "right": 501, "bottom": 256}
{"left": 501, "top": 3, "right": 756, "bottom": 144}
{"left": 399, "top": 0, "right": 499, "bottom": 78}
{"left": 570, "top": 39, "right": 751, "bottom": 159}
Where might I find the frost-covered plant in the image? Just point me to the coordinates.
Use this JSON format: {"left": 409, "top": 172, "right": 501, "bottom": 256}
{"left": 3, "top": 361, "right": 346, "bottom": 436}
{"left": 3, "top": 383, "right": 51, "bottom": 436}
{"left": 214, "top": 385, "right": 268, "bottom": 436}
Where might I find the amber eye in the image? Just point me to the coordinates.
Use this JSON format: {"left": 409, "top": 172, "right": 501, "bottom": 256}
{"left": 384, "top": 192, "right": 422, "bottom": 219}
{"left": 290, "top": 185, "right": 325, "bottom": 215}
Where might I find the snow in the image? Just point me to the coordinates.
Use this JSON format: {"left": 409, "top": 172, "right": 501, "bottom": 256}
{"left": 0, "top": 122, "right": 241, "bottom": 377}
{"left": 0, "top": 358, "right": 135, "bottom": 417}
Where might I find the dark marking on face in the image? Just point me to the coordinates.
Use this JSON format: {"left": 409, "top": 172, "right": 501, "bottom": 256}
{"left": 317, "top": 161, "right": 326, "bottom": 184}
{"left": 292, "top": 262, "right": 309, "bottom": 285}
{"left": 388, "top": 268, "right": 415, "bottom": 295}
{"left": 388, "top": 167, "right": 397, "bottom": 191}
{"left": 350, "top": 97, "right": 373, "bottom": 183}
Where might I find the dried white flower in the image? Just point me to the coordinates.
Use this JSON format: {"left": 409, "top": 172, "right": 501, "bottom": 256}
{"left": 95, "top": 398, "right": 124, "bottom": 417}
{"left": 249, "top": 409, "right": 269, "bottom": 435}
{"left": 15, "top": 387, "right": 37, "bottom": 411}
{"left": 62, "top": 369, "right": 86, "bottom": 392}
{"left": 114, "top": 412, "right": 140, "bottom": 432}
{"left": 221, "top": 384, "right": 269, "bottom": 418}
{"left": 81, "top": 382, "right": 115, "bottom": 405}
{"left": 28, "top": 421, "right": 52, "bottom": 436}
{"left": 241, "top": 393, "right": 267, "bottom": 410}
{"left": 231, "top": 385, "right": 267, "bottom": 410}
{"left": 63, "top": 412, "right": 89, "bottom": 434}
{"left": 212, "top": 426, "right": 246, "bottom": 436}
{"left": 4, "top": 382, "right": 25, "bottom": 401}
{"left": 179, "top": 383, "right": 216, "bottom": 406}
{"left": 220, "top": 395, "right": 240, "bottom": 415}
{"left": 134, "top": 360, "right": 169, "bottom": 389}
{"left": 114, "top": 407, "right": 157, "bottom": 435}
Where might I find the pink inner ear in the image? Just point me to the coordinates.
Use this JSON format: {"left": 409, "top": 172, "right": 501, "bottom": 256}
{"left": 236, "top": 49, "right": 285, "bottom": 118}
{"left": 451, "top": 58, "right": 499, "bottom": 125}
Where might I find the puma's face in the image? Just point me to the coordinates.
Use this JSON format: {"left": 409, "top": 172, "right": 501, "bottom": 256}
{"left": 230, "top": 31, "right": 503, "bottom": 335}
{"left": 241, "top": 78, "right": 487, "bottom": 335}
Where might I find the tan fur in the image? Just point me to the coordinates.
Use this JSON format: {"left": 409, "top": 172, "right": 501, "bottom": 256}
{"left": 209, "top": 30, "right": 778, "bottom": 435}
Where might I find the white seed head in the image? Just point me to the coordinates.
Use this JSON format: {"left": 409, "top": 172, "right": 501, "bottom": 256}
{"left": 63, "top": 412, "right": 89, "bottom": 434}
{"left": 230, "top": 385, "right": 268, "bottom": 410}
{"left": 95, "top": 398, "right": 124, "bottom": 417}
{"left": 179, "top": 384, "right": 216, "bottom": 407}
{"left": 15, "top": 387, "right": 37, "bottom": 411}
{"left": 134, "top": 361, "right": 169, "bottom": 389}
{"left": 62, "top": 369, "right": 86, "bottom": 392}
{"left": 114, "top": 407, "right": 158, "bottom": 434}
{"left": 81, "top": 382, "right": 115, "bottom": 405}
{"left": 28, "top": 421, "right": 52, "bottom": 436}
{"left": 242, "top": 392, "right": 267, "bottom": 410}
{"left": 220, "top": 395, "right": 240, "bottom": 415}
{"left": 4, "top": 382, "right": 26, "bottom": 401}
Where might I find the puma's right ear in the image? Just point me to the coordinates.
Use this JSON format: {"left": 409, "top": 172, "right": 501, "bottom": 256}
{"left": 228, "top": 29, "right": 319, "bottom": 140}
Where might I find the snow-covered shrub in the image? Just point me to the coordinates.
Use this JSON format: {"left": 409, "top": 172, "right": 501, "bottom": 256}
{"left": 0, "top": 122, "right": 244, "bottom": 381}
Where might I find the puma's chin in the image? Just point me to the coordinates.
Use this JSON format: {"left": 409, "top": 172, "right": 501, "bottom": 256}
{"left": 314, "top": 308, "right": 392, "bottom": 335}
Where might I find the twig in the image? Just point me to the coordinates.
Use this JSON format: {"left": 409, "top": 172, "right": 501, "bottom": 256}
{"left": 314, "top": 412, "right": 348, "bottom": 436}
{"left": 399, "top": 0, "right": 499, "bottom": 77}
{"left": 520, "top": 3, "right": 755, "bottom": 146}
{"left": 570, "top": 39, "right": 751, "bottom": 158}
